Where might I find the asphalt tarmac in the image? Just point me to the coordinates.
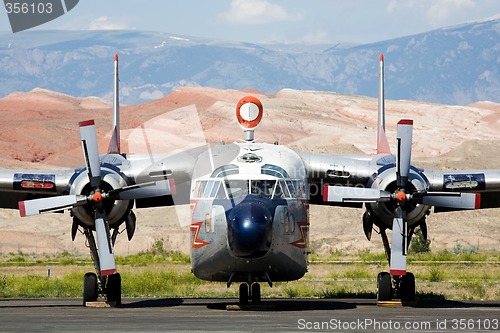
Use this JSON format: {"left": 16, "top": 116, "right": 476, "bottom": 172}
{"left": 0, "top": 298, "right": 499, "bottom": 332}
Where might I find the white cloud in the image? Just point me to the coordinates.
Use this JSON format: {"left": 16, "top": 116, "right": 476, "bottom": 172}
{"left": 387, "top": 0, "right": 478, "bottom": 23}
{"left": 139, "top": 90, "right": 164, "bottom": 100}
{"left": 426, "top": 0, "right": 476, "bottom": 22}
{"left": 88, "top": 16, "right": 129, "bottom": 30}
{"left": 220, "top": 0, "right": 303, "bottom": 25}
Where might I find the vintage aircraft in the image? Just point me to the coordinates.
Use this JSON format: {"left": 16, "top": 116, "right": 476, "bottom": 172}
{"left": 2, "top": 54, "right": 499, "bottom": 306}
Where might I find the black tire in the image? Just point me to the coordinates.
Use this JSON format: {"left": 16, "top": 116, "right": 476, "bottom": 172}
{"left": 251, "top": 283, "right": 261, "bottom": 304}
{"left": 239, "top": 283, "right": 249, "bottom": 305}
{"left": 83, "top": 272, "right": 98, "bottom": 306}
{"left": 377, "top": 272, "right": 392, "bottom": 301}
{"left": 400, "top": 272, "right": 416, "bottom": 302}
{"left": 106, "top": 273, "right": 121, "bottom": 305}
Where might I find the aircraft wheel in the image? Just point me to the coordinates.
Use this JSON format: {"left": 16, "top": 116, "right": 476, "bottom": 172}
{"left": 106, "top": 273, "right": 121, "bottom": 305}
{"left": 251, "top": 283, "right": 261, "bottom": 304}
{"left": 83, "top": 272, "right": 98, "bottom": 306}
{"left": 239, "top": 283, "right": 249, "bottom": 305}
{"left": 377, "top": 272, "right": 392, "bottom": 301}
{"left": 400, "top": 272, "right": 416, "bottom": 302}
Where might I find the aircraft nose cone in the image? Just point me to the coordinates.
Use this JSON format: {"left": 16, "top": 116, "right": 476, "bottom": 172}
{"left": 227, "top": 201, "right": 273, "bottom": 258}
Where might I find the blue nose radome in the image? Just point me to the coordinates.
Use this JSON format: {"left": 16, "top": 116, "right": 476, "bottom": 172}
{"left": 227, "top": 201, "right": 273, "bottom": 258}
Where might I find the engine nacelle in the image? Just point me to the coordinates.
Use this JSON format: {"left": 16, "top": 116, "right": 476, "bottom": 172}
{"left": 68, "top": 165, "right": 133, "bottom": 228}
{"left": 368, "top": 166, "right": 430, "bottom": 228}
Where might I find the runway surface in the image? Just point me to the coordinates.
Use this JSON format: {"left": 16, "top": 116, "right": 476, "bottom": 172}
{"left": 0, "top": 298, "right": 499, "bottom": 332}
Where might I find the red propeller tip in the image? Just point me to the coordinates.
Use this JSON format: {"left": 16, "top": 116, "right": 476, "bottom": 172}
{"left": 79, "top": 119, "right": 95, "bottom": 127}
{"left": 398, "top": 119, "right": 413, "bottom": 125}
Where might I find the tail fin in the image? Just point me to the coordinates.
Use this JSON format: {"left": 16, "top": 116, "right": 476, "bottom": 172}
{"left": 377, "top": 53, "right": 391, "bottom": 155}
{"left": 107, "top": 54, "right": 121, "bottom": 154}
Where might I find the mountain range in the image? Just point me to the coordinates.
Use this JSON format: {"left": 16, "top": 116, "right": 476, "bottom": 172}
{"left": 0, "top": 16, "right": 498, "bottom": 105}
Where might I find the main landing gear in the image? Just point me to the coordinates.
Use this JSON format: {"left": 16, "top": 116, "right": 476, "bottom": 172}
{"left": 377, "top": 271, "right": 415, "bottom": 303}
{"left": 83, "top": 272, "right": 122, "bottom": 305}
{"left": 80, "top": 223, "right": 122, "bottom": 306}
{"left": 376, "top": 227, "right": 416, "bottom": 303}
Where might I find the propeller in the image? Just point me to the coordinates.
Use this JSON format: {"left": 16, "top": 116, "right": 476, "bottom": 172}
{"left": 18, "top": 120, "right": 176, "bottom": 277}
{"left": 323, "top": 119, "right": 481, "bottom": 211}
{"left": 396, "top": 119, "right": 412, "bottom": 189}
{"left": 79, "top": 120, "right": 116, "bottom": 276}
{"left": 324, "top": 119, "right": 481, "bottom": 275}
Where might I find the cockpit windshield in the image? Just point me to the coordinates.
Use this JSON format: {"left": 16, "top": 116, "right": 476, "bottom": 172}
{"left": 193, "top": 178, "right": 307, "bottom": 200}
{"left": 250, "top": 180, "right": 276, "bottom": 198}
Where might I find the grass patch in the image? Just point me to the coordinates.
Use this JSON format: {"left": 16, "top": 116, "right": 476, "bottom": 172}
{"left": 0, "top": 249, "right": 499, "bottom": 300}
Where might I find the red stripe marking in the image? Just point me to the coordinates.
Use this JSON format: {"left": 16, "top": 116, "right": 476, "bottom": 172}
{"left": 475, "top": 193, "right": 481, "bottom": 209}
{"left": 18, "top": 201, "right": 26, "bottom": 217}
{"left": 323, "top": 185, "right": 329, "bottom": 202}
{"left": 290, "top": 221, "right": 309, "bottom": 248}
{"left": 190, "top": 221, "right": 209, "bottom": 248}
{"left": 101, "top": 269, "right": 116, "bottom": 276}
{"left": 190, "top": 199, "right": 199, "bottom": 221}
{"left": 390, "top": 269, "right": 406, "bottom": 276}
{"left": 79, "top": 119, "right": 95, "bottom": 127}
{"left": 397, "top": 119, "right": 413, "bottom": 125}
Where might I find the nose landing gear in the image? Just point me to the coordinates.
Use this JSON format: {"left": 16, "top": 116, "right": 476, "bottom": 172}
{"left": 238, "top": 282, "right": 261, "bottom": 304}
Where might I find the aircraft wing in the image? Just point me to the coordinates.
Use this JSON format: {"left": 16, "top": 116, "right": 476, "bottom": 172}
{"left": 300, "top": 151, "right": 500, "bottom": 210}
{"left": 0, "top": 169, "right": 76, "bottom": 209}
{"left": 0, "top": 144, "right": 205, "bottom": 213}
{"left": 297, "top": 151, "right": 382, "bottom": 206}
{"left": 423, "top": 168, "right": 500, "bottom": 210}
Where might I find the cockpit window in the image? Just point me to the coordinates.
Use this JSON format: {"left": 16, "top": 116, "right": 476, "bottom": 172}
{"left": 194, "top": 178, "right": 306, "bottom": 200}
{"left": 193, "top": 180, "right": 225, "bottom": 199}
{"left": 250, "top": 180, "right": 276, "bottom": 198}
{"left": 224, "top": 179, "right": 249, "bottom": 198}
{"left": 261, "top": 164, "right": 289, "bottom": 178}
{"left": 275, "top": 180, "right": 291, "bottom": 199}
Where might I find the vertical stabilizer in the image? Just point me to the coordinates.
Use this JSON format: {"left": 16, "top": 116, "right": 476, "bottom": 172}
{"left": 377, "top": 53, "right": 391, "bottom": 155}
{"left": 107, "top": 54, "right": 121, "bottom": 154}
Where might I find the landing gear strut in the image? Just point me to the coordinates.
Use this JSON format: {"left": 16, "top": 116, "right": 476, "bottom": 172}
{"left": 81, "top": 222, "right": 122, "bottom": 306}
{"left": 376, "top": 227, "right": 416, "bottom": 303}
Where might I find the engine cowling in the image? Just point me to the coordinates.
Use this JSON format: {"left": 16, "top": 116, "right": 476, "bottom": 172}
{"left": 368, "top": 166, "right": 430, "bottom": 228}
{"left": 68, "top": 165, "right": 133, "bottom": 228}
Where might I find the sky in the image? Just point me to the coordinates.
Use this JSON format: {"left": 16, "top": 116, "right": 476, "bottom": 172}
{"left": 1, "top": 0, "right": 499, "bottom": 44}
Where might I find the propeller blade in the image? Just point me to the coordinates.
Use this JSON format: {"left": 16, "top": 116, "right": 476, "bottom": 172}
{"left": 416, "top": 192, "right": 480, "bottom": 210}
{"left": 94, "top": 209, "right": 116, "bottom": 276}
{"left": 19, "top": 195, "right": 87, "bottom": 217}
{"left": 396, "top": 119, "right": 413, "bottom": 188}
{"left": 389, "top": 206, "right": 407, "bottom": 276}
{"left": 79, "top": 120, "right": 101, "bottom": 188}
{"left": 109, "top": 179, "right": 176, "bottom": 200}
{"left": 323, "top": 185, "right": 390, "bottom": 203}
